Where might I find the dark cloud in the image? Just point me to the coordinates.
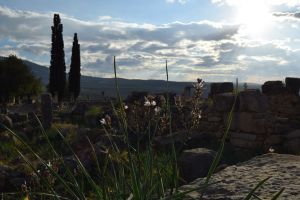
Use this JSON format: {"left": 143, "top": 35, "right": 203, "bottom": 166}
{"left": 273, "top": 11, "right": 300, "bottom": 18}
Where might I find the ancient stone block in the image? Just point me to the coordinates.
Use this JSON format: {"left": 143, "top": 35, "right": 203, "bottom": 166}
{"left": 209, "top": 82, "right": 233, "bottom": 97}
{"left": 179, "top": 153, "right": 300, "bottom": 199}
{"left": 213, "top": 93, "right": 236, "bottom": 112}
{"left": 262, "top": 81, "right": 285, "bottom": 95}
{"left": 265, "top": 135, "right": 283, "bottom": 145}
{"left": 41, "top": 93, "right": 53, "bottom": 129}
{"left": 207, "top": 116, "right": 222, "bottom": 122}
{"left": 285, "top": 77, "right": 300, "bottom": 96}
{"left": 274, "top": 124, "right": 294, "bottom": 134}
{"left": 230, "top": 132, "right": 257, "bottom": 141}
{"left": 283, "top": 139, "right": 300, "bottom": 154}
{"left": 228, "top": 112, "right": 267, "bottom": 134}
{"left": 285, "top": 130, "right": 300, "bottom": 139}
{"left": 224, "top": 112, "right": 238, "bottom": 130}
{"left": 230, "top": 138, "right": 262, "bottom": 149}
{"left": 236, "top": 112, "right": 253, "bottom": 133}
{"left": 178, "top": 148, "right": 216, "bottom": 184}
{"left": 238, "top": 90, "right": 268, "bottom": 112}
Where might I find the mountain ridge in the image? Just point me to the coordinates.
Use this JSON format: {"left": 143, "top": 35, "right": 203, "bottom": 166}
{"left": 0, "top": 56, "right": 261, "bottom": 98}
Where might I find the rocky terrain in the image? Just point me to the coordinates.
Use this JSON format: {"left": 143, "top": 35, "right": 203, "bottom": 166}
{"left": 180, "top": 153, "right": 300, "bottom": 200}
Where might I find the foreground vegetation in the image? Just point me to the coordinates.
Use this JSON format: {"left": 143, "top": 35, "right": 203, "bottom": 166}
{"left": 0, "top": 60, "right": 285, "bottom": 200}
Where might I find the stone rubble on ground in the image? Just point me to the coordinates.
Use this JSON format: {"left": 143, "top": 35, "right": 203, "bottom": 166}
{"left": 180, "top": 153, "right": 300, "bottom": 200}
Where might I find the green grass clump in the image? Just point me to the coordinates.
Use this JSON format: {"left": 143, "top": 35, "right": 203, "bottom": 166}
{"left": 85, "top": 106, "right": 102, "bottom": 117}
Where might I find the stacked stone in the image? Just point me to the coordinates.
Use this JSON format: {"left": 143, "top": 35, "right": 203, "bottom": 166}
{"left": 262, "top": 78, "right": 300, "bottom": 118}
{"left": 197, "top": 82, "right": 235, "bottom": 134}
{"left": 262, "top": 78, "right": 300, "bottom": 154}
{"left": 228, "top": 90, "right": 274, "bottom": 151}
{"left": 198, "top": 78, "right": 300, "bottom": 154}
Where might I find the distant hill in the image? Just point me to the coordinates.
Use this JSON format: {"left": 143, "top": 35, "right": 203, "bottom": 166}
{"left": 1, "top": 56, "right": 261, "bottom": 98}
{"left": 11, "top": 58, "right": 197, "bottom": 98}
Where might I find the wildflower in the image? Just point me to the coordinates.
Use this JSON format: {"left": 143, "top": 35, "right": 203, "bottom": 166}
{"left": 174, "top": 95, "right": 183, "bottom": 108}
{"left": 127, "top": 193, "right": 133, "bottom": 200}
{"left": 193, "top": 78, "right": 204, "bottom": 89}
{"left": 47, "top": 161, "right": 52, "bottom": 168}
{"left": 154, "top": 106, "right": 161, "bottom": 114}
{"left": 144, "top": 99, "right": 151, "bottom": 107}
{"left": 124, "top": 105, "right": 129, "bottom": 110}
{"left": 269, "top": 147, "right": 275, "bottom": 153}
{"left": 100, "top": 118, "right": 106, "bottom": 125}
{"left": 21, "top": 180, "right": 29, "bottom": 193}
{"left": 105, "top": 114, "right": 112, "bottom": 125}
{"left": 198, "top": 110, "right": 202, "bottom": 119}
{"left": 160, "top": 95, "right": 166, "bottom": 105}
{"left": 151, "top": 100, "right": 156, "bottom": 106}
{"left": 37, "top": 170, "right": 40, "bottom": 174}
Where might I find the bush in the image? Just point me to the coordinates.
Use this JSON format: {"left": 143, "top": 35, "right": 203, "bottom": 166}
{"left": 0, "top": 55, "right": 42, "bottom": 103}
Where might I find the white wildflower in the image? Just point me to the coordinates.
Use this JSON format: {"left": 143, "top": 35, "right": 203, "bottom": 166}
{"left": 151, "top": 100, "right": 156, "bottom": 106}
{"left": 193, "top": 78, "right": 204, "bottom": 89}
{"left": 154, "top": 106, "right": 161, "bottom": 114}
{"left": 198, "top": 110, "right": 202, "bottom": 119}
{"left": 144, "top": 100, "right": 151, "bottom": 107}
{"left": 269, "top": 147, "right": 275, "bottom": 153}
{"left": 47, "top": 161, "right": 52, "bottom": 168}
{"left": 124, "top": 105, "right": 129, "bottom": 110}
{"left": 100, "top": 118, "right": 106, "bottom": 125}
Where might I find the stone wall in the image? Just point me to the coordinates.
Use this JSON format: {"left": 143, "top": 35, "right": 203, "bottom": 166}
{"left": 199, "top": 78, "right": 300, "bottom": 154}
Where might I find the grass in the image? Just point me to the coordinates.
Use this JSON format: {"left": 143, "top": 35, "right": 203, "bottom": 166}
{"left": 85, "top": 106, "right": 102, "bottom": 117}
{"left": 0, "top": 59, "right": 285, "bottom": 200}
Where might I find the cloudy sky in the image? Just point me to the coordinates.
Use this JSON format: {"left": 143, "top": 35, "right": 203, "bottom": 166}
{"left": 1, "top": 0, "right": 300, "bottom": 83}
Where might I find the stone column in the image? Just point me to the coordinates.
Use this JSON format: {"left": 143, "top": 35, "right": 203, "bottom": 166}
{"left": 41, "top": 93, "right": 53, "bottom": 129}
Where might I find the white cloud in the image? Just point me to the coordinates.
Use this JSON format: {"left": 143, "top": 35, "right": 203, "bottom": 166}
{"left": 0, "top": 5, "right": 299, "bottom": 83}
{"left": 98, "top": 15, "right": 113, "bottom": 21}
{"left": 212, "top": 0, "right": 300, "bottom": 7}
{"left": 166, "top": 0, "right": 188, "bottom": 4}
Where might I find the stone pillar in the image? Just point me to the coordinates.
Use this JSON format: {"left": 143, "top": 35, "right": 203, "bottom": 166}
{"left": 285, "top": 77, "right": 300, "bottom": 96}
{"left": 183, "top": 86, "right": 192, "bottom": 97}
{"left": 261, "top": 81, "right": 285, "bottom": 95}
{"left": 209, "top": 82, "right": 233, "bottom": 97}
{"left": 41, "top": 93, "right": 53, "bottom": 129}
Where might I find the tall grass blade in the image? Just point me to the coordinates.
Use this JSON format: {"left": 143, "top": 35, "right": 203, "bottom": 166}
{"left": 200, "top": 78, "right": 239, "bottom": 199}
{"left": 3, "top": 125, "right": 81, "bottom": 199}
{"left": 270, "top": 188, "right": 285, "bottom": 200}
{"left": 243, "top": 176, "right": 271, "bottom": 200}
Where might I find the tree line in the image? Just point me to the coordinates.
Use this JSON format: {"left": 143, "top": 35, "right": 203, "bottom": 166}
{"left": 0, "top": 55, "right": 42, "bottom": 103}
{"left": 49, "top": 13, "right": 81, "bottom": 102}
{"left": 0, "top": 14, "right": 81, "bottom": 104}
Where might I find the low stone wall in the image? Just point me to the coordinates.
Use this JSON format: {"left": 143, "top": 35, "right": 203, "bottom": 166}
{"left": 199, "top": 78, "right": 300, "bottom": 154}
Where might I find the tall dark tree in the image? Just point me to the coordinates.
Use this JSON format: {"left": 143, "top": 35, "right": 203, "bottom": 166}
{"left": 49, "top": 14, "right": 66, "bottom": 102}
{"left": 68, "top": 33, "right": 81, "bottom": 101}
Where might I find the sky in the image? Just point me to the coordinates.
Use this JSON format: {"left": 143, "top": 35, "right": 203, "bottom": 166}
{"left": 0, "top": 0, "right": 300, "bottom": 83}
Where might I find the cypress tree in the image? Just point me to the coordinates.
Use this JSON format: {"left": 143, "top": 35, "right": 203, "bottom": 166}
{"left": 69, "top": 33, "right": 81, "bottom": 101}
{"left": 49, "top": 14, "right": 66, "bottom": 102}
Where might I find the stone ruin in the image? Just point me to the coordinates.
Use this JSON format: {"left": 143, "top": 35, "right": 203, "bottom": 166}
{"left": 41, "top": 93, "right": 53, "bottom": 129}
{"left": 199, "top": 77, "right": 300, "bottom": 154}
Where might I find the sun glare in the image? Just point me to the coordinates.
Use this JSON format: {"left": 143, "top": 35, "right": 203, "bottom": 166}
{"left": 234, "top": 0, "right": 272, "bottom": 37}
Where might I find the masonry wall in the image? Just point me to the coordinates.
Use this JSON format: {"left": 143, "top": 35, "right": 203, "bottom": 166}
{"left": 198, "top": 78, "right": 300, "bottom": 154}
